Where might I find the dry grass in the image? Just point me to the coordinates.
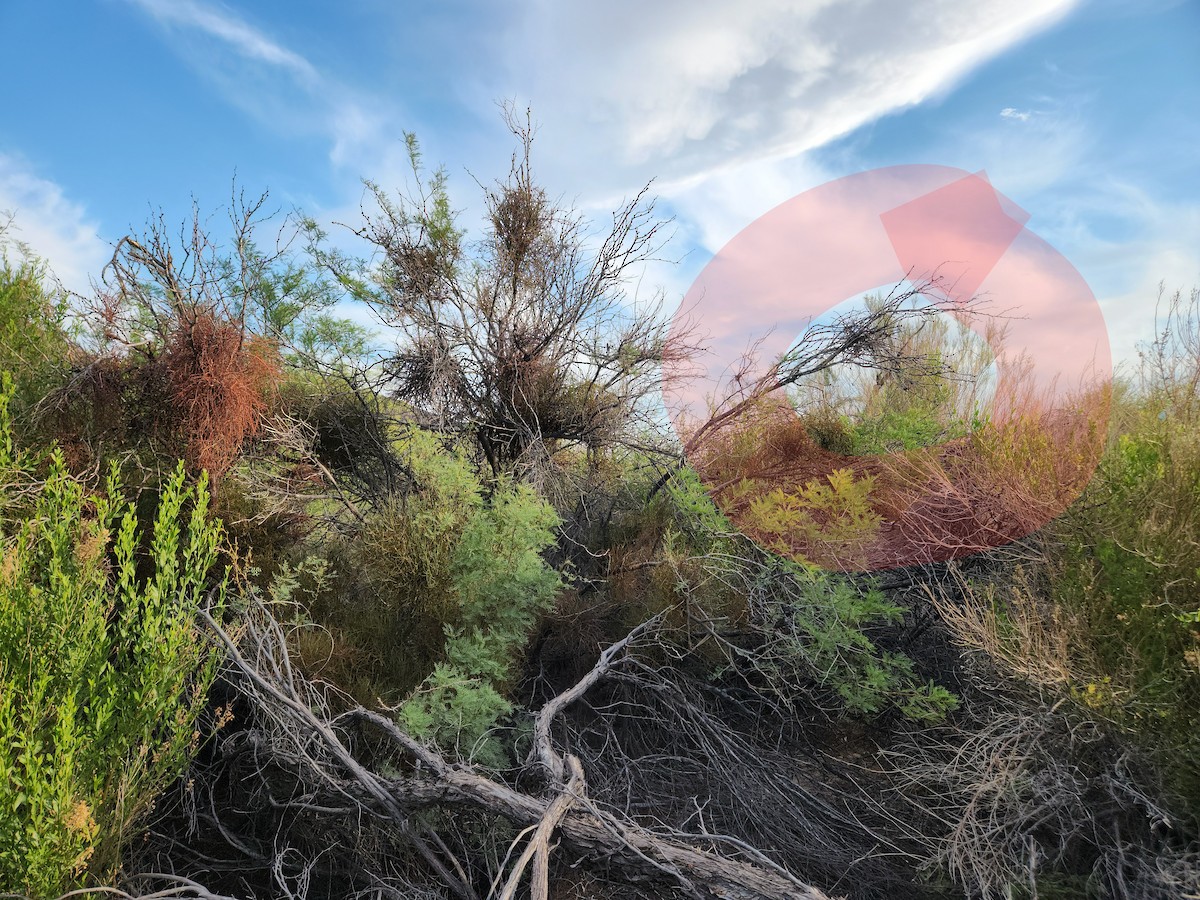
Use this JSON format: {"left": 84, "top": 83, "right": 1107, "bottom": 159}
{"left": 883, "top": 695, "right": 1195, "bottom": 900}
{"left": 923, "top": 562, "right": 1099, "bottom": 694}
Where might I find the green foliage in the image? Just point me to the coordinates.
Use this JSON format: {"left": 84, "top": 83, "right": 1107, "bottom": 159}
{"left": 0, "top": 235, "right": 71, "bottom": 430}
{"left": 787, "top": 294, "right": 994, "bottom": 459}
{"left": 747, "top": 558, "right": 958, "bottom": 720}
{"left": 396, "top": 434, "right": 562, "bottom": 765}
{"left": 0, "top": 378, "right": 226, "bottom": 896}
{"left": 660, "top": 465, "right": 737, "bottom": 545}
{"left": 254, "top": 257, "right": 375, "bottom": 368}
{"left": 1048, "top": 407, "right": 1200, "bottom": 795}
{"left": 849, "top": 397, "right": 970, "bottom": 455}
{"left": 640, "top": 467, "right": 956, "bottom": 722}
{"left": 356, "top": 430, "right": 483, "bottom": 623}
{"left": 801, "top": 409, "right": 856, "bottom": 454}
{"left": 846, "top": 358, "right": 971, "bottom": 455}
{"left": 306, "top": 429, "right": 562, "bottom": 764}
{"left": 398, "top": 665, "right": 515, "bottom": 768}
{"left": 965, "top": 290, "right": 1200, "bottom": 804}
{"left": 738, "top": 467, "right": 882, "bottom": 564}
{"left": 684, "top": 397, "right": 885, "bottom": 568}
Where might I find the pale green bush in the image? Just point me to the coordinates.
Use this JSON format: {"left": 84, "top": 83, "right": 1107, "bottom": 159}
{"left": 392, "top": 431, "right": 562, "bottom": 766}
{"left": 0, "top": 230, "right": 71, "bottom": 430}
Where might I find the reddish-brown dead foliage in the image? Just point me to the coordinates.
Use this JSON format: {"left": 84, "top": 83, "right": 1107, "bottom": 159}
{"left": 50, "top": 311, "right": 281, "bottom": 480}
{"left": 690, "top": 381, "right": 1110, "bottom": 571}
{"left": 868, "top": 382, "right": 1110, "bottom": 568}
{"left": 163, "top": 311, "right": 279, "bottom": 481}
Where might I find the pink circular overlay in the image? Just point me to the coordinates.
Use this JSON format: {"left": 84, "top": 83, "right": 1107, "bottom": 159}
{"left": 663, "top": 165, "right": 1112, "bottom": 571}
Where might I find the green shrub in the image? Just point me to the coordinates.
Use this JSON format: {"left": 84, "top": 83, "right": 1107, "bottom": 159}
{"left": 632, "top": 468, "right": 957, "bottom": 722}
{"left": 961, "top": 289, "right": 1200, "bottom": 804}
{"left": 741, "top": 555, "right": 958, "bottom": 720}
{"left": 302, "top": 429, "right": 562, "bottom": 765}
{"left": 847, "top": 360, "right": 970, "bottom": 455}
{"left": 0, "top": 239, "right": 71, "bottom": 433}
{"left": 0, "top": 377, "right": 226, "bottom": 896}
{"left": 394, "top": 436, "right": 562, "bottom": 765}
{"left": 1048, "top": 408, "right": 1200, "bottom": 794}
{"left": 801, "top": 409, "right": 856, "bottom": 454}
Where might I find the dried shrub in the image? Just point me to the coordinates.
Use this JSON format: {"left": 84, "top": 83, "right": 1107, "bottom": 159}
{"left": 163, "top": 310, "right": 279, "bottom": 481}
{"left": 41, "top": 310, "right": 279, "bottom": 487}
{"left": 40, "top": 356, "right": 131, "bottom": 472}
{"left": 924, "top": 562, "right": 1091, "bottom": 693}
{"left": 686, "top": 358, "right": 1108, "bottom": 571}
{"left": 873, "top": 373, "right": 1109, "bottom": 566}
{"left": 333, "top": 109, "right": 683, "bottom": 480}
{"left": 883, "top": 695, "right": 1198, "bottom": 900}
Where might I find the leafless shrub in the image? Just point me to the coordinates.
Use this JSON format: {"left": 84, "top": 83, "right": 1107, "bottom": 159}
{"left": 878, "top": 680, "right": 1199, "bottom": 899}
{"left": 678, "top": 278, "right": 982, "bottom": 459}
{"left": 546, "top": 656, "right": 934, "bottom": 900}
{"left": 1140, "top": 285, "right": 1200, "bottom": 416}
{"left": 133, "top": 597, "right": 837, "bottom": 900}
{"left": 920, "top": 561, "right": 1098, "bottom": 694}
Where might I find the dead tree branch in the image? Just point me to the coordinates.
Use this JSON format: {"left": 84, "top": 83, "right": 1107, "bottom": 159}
{"left": 192, "top": 600, "right": 832, "bottom": 900}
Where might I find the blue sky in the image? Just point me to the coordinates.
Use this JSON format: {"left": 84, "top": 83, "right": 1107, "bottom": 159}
{"left": 1, "top": 0, "right": 1196, "bottom": 365}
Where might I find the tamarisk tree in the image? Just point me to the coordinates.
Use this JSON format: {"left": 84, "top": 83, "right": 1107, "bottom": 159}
{"left": 310, "top": 108, "right": 691, "bottom": 481}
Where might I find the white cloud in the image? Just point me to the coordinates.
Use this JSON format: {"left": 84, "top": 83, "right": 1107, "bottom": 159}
{"left": 493, "top": 0, "right": 1079, "bottom": 198}
{"left": 122, "top": 0, "right": 408, "bottom": 183}
{"left": 946, "top": 109, "right": 1200, "bottom": 365}
{"left": 114, "top": 0, "right": 1195, "bottom": 378}
{"left": 125, "top": 0, "right": 1079, "bottom": 206}
{"left": 124, "top": 0, "right": 318, "bottom": 84}
{"left": 0, "top": 155, "right": 110, "bottom": 295}
{"left": 1083, "top": 202, "right": 1200, "bottom": 364}
{"left": 119, "top": 0, "right": 1097, "bottom": 330}
{"left": 477, "top": 0, "right": 1082, "bottom": 305}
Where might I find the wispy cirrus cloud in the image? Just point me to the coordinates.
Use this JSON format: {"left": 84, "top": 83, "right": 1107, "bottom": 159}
{"left": 123, "top": 0, "right": 1083, "bottom": 206}
{"left": 124, "top": 0, "right": 319, "bottom": 84}
{"left": 131, "top": 0, "right": 1183, "bottom": 359}
{"left": 121, "top": 0, "right": 412, "bottom": 187}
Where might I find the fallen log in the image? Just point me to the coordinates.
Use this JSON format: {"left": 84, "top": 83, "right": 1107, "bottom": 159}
{"left": 200, "top": 604, "right": 834, "bottom": 900}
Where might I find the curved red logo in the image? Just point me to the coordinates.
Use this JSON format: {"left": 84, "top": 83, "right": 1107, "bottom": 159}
{"left": 664, "top": 166, "right": 1111, "bottom": 571}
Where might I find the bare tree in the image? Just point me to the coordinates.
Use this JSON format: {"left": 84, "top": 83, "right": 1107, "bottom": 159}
{"left": 675, "top": 277, "right": 979, "bottom": 464}
{"left": 321, "top": 107, "right": 693, "bottom": 483}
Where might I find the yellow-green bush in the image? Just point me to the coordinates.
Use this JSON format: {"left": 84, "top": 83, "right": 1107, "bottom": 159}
{"left": 397, "top": 467, "right": 562, "bottom": 765}
{"left": 739, "top": 467, "right": 882, "bottom": 565}
{"left": 1047, "top": 405, "right": 1200, "bottom": 791}
{"left": 0, "top": 378, "right": 226, "bottom": 896}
